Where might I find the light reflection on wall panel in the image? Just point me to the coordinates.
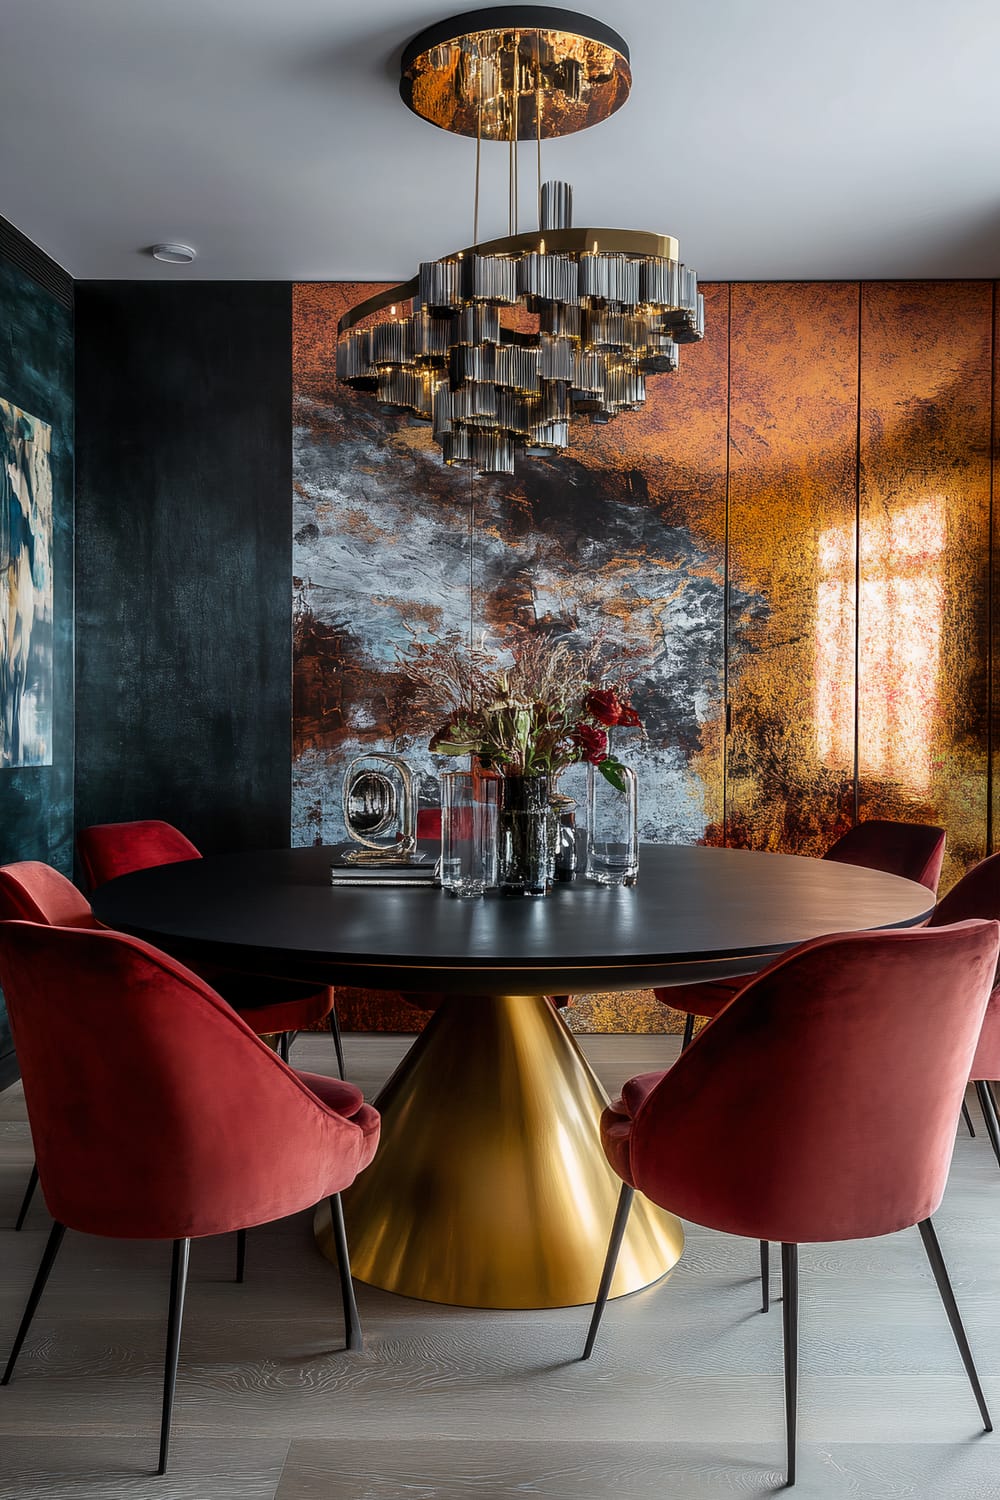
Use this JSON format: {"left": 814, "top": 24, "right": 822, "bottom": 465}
{"left": 857, "top": 283, "right": 992, "bottom": 890}
{"left": 818, "top": 499, "right": 946, "bottom": 794}
{"left": 725, "top": 283, "right": 860, "bottom": 857}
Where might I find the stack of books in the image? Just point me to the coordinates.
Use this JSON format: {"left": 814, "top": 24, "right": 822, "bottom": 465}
{"left": 329, "top": 843, "right": 439, "bottom": 888}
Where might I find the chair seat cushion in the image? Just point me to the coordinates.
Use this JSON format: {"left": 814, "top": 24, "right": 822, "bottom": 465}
{"left": 654, "top": 977, "right": 747, "bottom": 1019}
{"left": 296, "top": 1072, "right": 379, "bottom": 1171}
{"left": 621, "top": 1069, "right": 669, "bottom": 1116}
{"left": 970, "top": 984, "right": 1000, "bottom": 1080}
{"left": 601, "top": 1071, "right": 669, "bottom": 1188}
{"left": 295, "top": 1070, "right": 365, "bottom": 1119}
{"left": 346, "top": 1101, "right": 381, "bottom": 1170}
{"left": 211, "top": 974, "right": 335, "bottom": 1035}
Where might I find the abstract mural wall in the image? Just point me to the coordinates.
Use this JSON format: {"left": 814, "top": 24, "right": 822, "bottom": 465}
{"left": 0, "top": 396, "right": 53, "bottom": 767}
{"left": 293, "top": 279, "right": 998, "bottom": 1032}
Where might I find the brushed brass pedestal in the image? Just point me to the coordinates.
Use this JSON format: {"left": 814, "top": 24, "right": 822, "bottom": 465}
{"left": 315, "top": 993, "right": 683, "bottom": 1308}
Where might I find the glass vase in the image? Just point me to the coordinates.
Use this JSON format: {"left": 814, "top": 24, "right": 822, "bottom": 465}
{"left": 498, "top": 774, "right": 551, "bottom": 896}
{"left": 586, "top": 762, "right": 639, "bottom": 886}
{"left": 440, "top": 769, "right": 499, "bottom": 897}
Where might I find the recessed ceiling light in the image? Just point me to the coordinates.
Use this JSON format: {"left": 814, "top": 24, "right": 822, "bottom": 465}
{"left": 150, "top": 242, "right": 197, "bottom": 264}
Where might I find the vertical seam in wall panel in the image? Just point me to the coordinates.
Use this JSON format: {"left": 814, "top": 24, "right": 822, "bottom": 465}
{"left": 853, "top": 282, "right": 863, "bottom": 827}
{"left": 288, "top": 285, "right": 295, "bottom": 838}
{"left": 69, "top": 287, "right": 77, "bottom": 863}
{"left": 723, "top": 284, "right": 733, "bottom": 846}
{"left": 988, "top": 281, "right": 996, "bottom": 856}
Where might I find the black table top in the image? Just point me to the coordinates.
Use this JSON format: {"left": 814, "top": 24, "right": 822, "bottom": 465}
{"left": 90, "top": 843, "right": 936, "bottom": 996}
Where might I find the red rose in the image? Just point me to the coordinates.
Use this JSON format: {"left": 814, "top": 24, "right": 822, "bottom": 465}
{"left": 572, "top": 722, "right": 608, "bottom": 764}
{"left": 617, "top": 703, "right": 642, "bottom": 728}
{"left": 585, "top": 689, "right": 622, "bottom": 726}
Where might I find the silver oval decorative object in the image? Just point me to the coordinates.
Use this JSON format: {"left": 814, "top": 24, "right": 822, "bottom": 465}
{"left": 341, "top": 754, "right": 416, "bottom": 861}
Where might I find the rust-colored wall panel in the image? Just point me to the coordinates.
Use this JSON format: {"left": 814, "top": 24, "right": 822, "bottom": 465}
{"left": 726, "top": 283, "right": 861, "bottom": 856}
{"left": 991, "top": 287, "right": 999, "bottom": 859}
{"left": 858, "top": 283, "right": 993, "bottom": 890}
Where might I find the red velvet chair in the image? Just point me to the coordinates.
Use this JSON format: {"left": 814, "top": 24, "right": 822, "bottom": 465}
{"left": 654, "top": 819, "right": 947, "bottom": 1049}
{"left": 76, "top": 820, "right": 346, "bottom": 1076}
{"left": 0, "top": 863, "right": 104, "bottom": 1230}
{"left": 929, "top": 852, "right": 1000, "bottom": 1164}
{"left": 0, "top": 921, "right": 379, "bottom": 1476}
{"left": 584, "top": 921, "right": 998, "bottom": 1486}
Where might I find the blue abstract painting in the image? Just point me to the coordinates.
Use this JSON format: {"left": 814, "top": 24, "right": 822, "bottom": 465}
{"left": 0, "top": 396, "right": 53, "bottom": 767}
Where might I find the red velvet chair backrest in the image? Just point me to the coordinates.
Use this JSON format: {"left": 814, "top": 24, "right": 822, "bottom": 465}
{"left": 928, "top": 853, "right": 1000, "bottom": 1079}
{"left": 0, "top": 862, "right": 100, "bottom": 928}
{"left": 823, "top": 819, "right": 946, "bottom": 894}
{"left": 629, "top": 922, "right": 999, "bottom": 1245}
{"left": 77, "top": 820, "right": 202, "bottom": 891}
{"left": 929, "top": 852, "right": 1000, "bottom": 928}
{"left": 0, "top": 922, "right": 371, "bottom": 1240}
{"left": 416, "top": 808, "right": 442, "bottom": 840}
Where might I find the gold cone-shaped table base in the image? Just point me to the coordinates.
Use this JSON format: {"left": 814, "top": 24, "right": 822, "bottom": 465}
{"left": 315, "top": 993, "right": 683, "bottom": 1309}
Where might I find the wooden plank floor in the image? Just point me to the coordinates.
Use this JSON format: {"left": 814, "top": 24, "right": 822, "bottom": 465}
{"left": 2, "top": 1032, "right": 1000, "bottom": 1499}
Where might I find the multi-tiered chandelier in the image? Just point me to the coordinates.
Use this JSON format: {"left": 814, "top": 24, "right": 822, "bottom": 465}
{"left": 336, "top": 7, "right": 704, "bottom": 475}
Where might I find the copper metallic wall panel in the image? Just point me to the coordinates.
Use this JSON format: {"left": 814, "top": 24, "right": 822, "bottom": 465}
{"left": 726, "top": 283, "right": 861, "bottom": 857}
{"left": 858, "top": 283, "right": 992, "bottom": 890}
{"left": 991, "top": 287, "right": 1000, "bottom": 860}
{"left": 293, "top": 279, "right": 998, "bottom": 1031}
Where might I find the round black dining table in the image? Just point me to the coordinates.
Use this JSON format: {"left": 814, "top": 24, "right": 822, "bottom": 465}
{"left": 93, "top": 843, "right": 934, "bottom": 1310}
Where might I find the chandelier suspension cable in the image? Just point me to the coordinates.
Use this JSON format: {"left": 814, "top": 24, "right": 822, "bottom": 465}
{"left": 513, "top": 48, "right": 519, "bottom": 235}
{"left": 535, "top": 45, "right": 542, "bottom": 230}
{"left": 474, "top": 60, "right": 483, "bottom": 246}
{"left": 507, "top": 67, "right": 515, "bottom": 235}
{"left": 468, "top": 463, "right": 476, "bottom": 657}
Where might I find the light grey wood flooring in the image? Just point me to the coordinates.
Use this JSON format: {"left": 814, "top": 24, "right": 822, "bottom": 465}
{"left": 2, "top": 1033, "right": 1000, "bottom": 1499}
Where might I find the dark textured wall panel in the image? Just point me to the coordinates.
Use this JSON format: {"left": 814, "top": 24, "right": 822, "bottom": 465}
{"left": 858, "top": 283, "right": 992, "bottom": 889}
{"left": 0, "top": 253, "right": 74, "bottom": 1087}
{"left": 726, "top": 282, "right": 861, "bottom": 855}
{"left": 74, "top": 283, "right": 292, "bottom": 856}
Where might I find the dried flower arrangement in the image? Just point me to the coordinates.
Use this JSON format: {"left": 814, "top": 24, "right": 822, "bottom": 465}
{"left": 399, "top": 628, "right": 644, "bottom": 791}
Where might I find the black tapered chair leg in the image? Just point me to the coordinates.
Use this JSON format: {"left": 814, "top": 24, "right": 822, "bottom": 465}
{"left": 235, "top": 1228, "right": 247, "bottom": 1284}
{"left": 917, "top": 1218, "right": 992, "bottom": 1432}
{"left": 328, "top": 1193, "right": 363, "bottom": 1350}
{"left": 158, "top": 1238, "right": 191, "bottom": 1476}
{"left": 14, "top": 1162, "right": 39, "bottom": 1231}
{"left": 681, "top": 1013, "right": 695, "bottom": 1052}
{"left": 962, "top": 1098, "right": 976, "bottom": 1137}
{"left": 329, "top": 1007, "right": 346, "bottom": 1080}
{"left": 780, "top": 1243, "right": 798, "bottom": 1487}
{"left": 2, "top": 1219, "right": 66, "bottom": 1385}
{"left": 760, "top": 1240, "right": 770, "bottom": 1313}
{"left": 582, "top": 1183, "right": 635, "bottom": 1360}
{"left": 975, "top": 1080, "right": 1000, "bottom": 1170}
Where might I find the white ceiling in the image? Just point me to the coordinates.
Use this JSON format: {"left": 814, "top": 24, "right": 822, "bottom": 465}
{"left": 2, "top": 0, "right": 999, "bottom": 283}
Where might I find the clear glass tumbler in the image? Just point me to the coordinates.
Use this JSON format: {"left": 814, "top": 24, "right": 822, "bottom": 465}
{"left": 440, "top": 770, "right": 499, "bottom": 897}
{"left": 586, "top": 764, "right": 639, "bottom": 887}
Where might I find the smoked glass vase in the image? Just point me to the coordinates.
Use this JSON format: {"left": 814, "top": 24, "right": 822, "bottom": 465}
{"left": 497, "top": 774, "right": 551, "bottom": 896}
